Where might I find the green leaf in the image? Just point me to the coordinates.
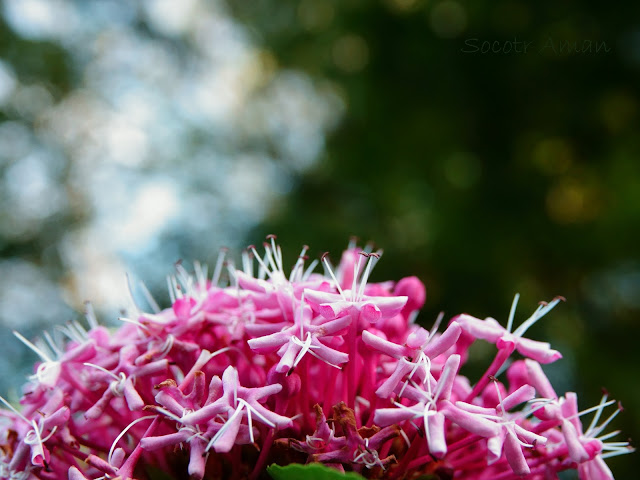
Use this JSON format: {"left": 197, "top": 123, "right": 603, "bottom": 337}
{"left": 267, "top": 463, "right": 366, "bottom": 480}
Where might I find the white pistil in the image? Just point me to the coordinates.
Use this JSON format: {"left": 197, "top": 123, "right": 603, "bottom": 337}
{"left": 83, "top": 363, "right": 127, "bottom": 396}
{"left": 109, "top": 415, "right": 156, "bottom": 466}
{"left": 241, "top": 249, "right": 253, "bottom": 277}
{"left": 289, "top": 246, "right": 309, "bottom": 283}
{"left": 206, "top": 404, "right": 244, "bottom": 451}
{"left": 212, "top": 248, "right": 228, "bottom": 286}
{"left": 291, "top": 334, "right": 318, "bottom": 369}
{"left": 13, "top": 331, "right": 52, "bottom": 364}
{"left": 512, "top": 296, "right": 564, "bottom": 338}
{"left": 139, "top": 280, "right": 161, "bottom": 314}
{"left": 194, "top": 261, "right": 208, "bottom": 292}
{"left": 321, "top": 253, "right": 346, "bottom": 299}
{"left": 167, "top": 276, "right": 176, "bottom": 304}
{"left": 118, "top": 316, "right": 152, "bottom": 333}
{"left": 506, "top": 293, "right": 519, "bottom": 333}
{"left": 356, "top": 252, "right": 380, "bottom": 302}
{"left": 84, "top": 301, "right": 99, "bottom": 330}
{"left": 302, "top": 259, "right": 319, "bottom": 281}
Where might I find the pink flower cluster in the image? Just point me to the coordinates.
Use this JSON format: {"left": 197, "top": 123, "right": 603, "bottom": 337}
{"left": 0, "top": 237, "right": 633, "bottom": 480}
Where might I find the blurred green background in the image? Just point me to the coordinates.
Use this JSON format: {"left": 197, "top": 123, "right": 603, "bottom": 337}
{"left": 0, "top": 0, "right": 637, "bottom": 478}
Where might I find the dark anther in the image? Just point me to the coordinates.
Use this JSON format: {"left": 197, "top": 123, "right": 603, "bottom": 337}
{"left": 263, "top": 242, "right": 270, "bottom": 248}
{"left": 266, "top": 234, "right": 277, "bottom": 240}
{"left": 369, "top": 252, "right": 380, "bottom": 259}
{"left": 618, "top": 401, "right": 624, "bottom": 412}
{"left": 302, "top": 245, "right": 309, "bottom": 250}
{"left": 554, "top": 295, "right": 566, "bottom": 302}
{"left": 488, "top": 375, "right": 498, "bottom": 382}
{"left": 247, "top": 244, "right": 256, "bottom": 251}
{"left": 601, "top": 387, "right": 610, "bottom": 396}
{"left": 359, "top": 251, "right": 370, "bottom": 257}
{"left": 321, "top": 252, "right": 330, "bottom": 261}
{"left": 300, "top": 255, "right": 309, "bottom": 261}
{"left": 538, "top": 301, "right": 548, "bottom": 306}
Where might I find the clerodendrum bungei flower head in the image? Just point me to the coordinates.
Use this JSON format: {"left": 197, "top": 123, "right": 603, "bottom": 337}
{"left": 0, "top": 236, "right": 633, "bottom": 479}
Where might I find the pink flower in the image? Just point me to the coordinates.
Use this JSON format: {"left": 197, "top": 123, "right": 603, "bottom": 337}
{"left": 457, "top": 294, "right": 564, "bottom": 363}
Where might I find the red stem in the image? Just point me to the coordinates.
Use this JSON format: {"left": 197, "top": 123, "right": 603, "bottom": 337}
{"left": 465, "top": 344, "right": 515, "bottom": 402}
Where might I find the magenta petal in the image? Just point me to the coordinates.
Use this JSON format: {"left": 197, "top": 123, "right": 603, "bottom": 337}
{"left": 579, "top": 456, "right": 614, "bottom": 480}
{"left": 247, "top": 331, "right": 290, "bottom": 353}
{"left": 424, "top": 322, "right": 462, "bottom": 358}
{"left": 303, "top": 289, "right": 343, "bottom": 308}
{"left": 368, "top": 295, "right": 408, "bottom": 319}
{"left": 211, "top": 409, "right": 243, "bottom": 453}
{"left": 394, "top": 276, "right": 426, "bottom": 315}
{"left": 276, "top": 342, "right": 299, "bottom": 373}
{"left": 501, "top": 385, "right": 535, "bottom": 412}
{"left": 362, "top": 330, "right": 405, "bottom": 359}
{"left": 487, "top": 430, "right": 506, "bottom": 464}
{"left": 457, "top": 315, "right": 505, "bottom": 342}
{"left": 442, "top": 401, "right": 501, "bottom": 437}
{"left": 69, "top": 466, "right": 91, "bottom": 480}
{"left": 516, "top": 337, "right": 562, "bottom": 364}
{"left": 173, "top": 296, "right": 196, "bottom": 321}
{"left": 406, "top": 327, "right": 430, "bottom": 349}
{"left": 123, "top": 378, "right": 144, "bottom": 411}
{"left": 359, "top": 303, "right": 382, "bottom": 323}
{"left": 504, "top": 427, "right": 530, "bottom": 475}
{"left": 427, "top": 412, "right": 447, "bottom": 458}
{"left": 374, "top": 406, "right": 416, "bottom": 426}
{"left": 311, "top": 339, "right": 349, "bottom": 366}
{"left": 436, "top": 354, "right": 460, "bottom": 401}
{"left": 525, "top": 359, "right": 557, "bottom": 399}
{"left": 141, "top": 431, "right": 190, "bottom": 451}
{"left": 375, "top": 360, "right": 413, "bottom": 398}
{"left": 563, "top": 419, "right": 590, "bottom": 463}
{"left": 560, "top": 392, "right": 583, "bottom": 432}
{"left": 188, "top": 440, "right": 207, "bottom": 480}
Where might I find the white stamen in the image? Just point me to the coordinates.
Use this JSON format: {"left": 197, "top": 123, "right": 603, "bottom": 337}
{"left": 207, "top": 404, "right": 244, "bottom": 451}
{"left": 83, "top": 363, "right": 122, "bottom": 383}
{"left": 13, "top": 331, "right": 52, "bottom": 363}
{"left": 213, "top": 248, "right": 228, "bottom": 285}
{"left": 139, "top": 281, "right": 161, "bottom": 314}
{"left": 109, "top": 415, "right": 155, "bottom": 465}
{"left": 322, "top": 255, "right": 345, "bottom": 299}
{"left": 513, "top": 296, "right": 563, "bottom": 338}
{"left": 84, "top": 301, "right": 99, "bottom": 330}
{"left": 506, "top": 293, "right": 519, "bottom": 333}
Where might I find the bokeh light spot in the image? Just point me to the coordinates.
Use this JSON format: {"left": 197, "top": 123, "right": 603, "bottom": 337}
{"left": 333, "top": 34, "right": 369, "bottom": 73}
{"left": 429, "top": 1, "right": 467, "bottom": 39}
{"left": 546, "top": 178, "right": 602, "bottom": 224}
{"left": 384, "top": 0, "right": 424, "bottom": 14}
{"left": 298, "top": 0, "right": 334, "bottom": 32}
{"left": 532, "top": 138, "right": 573, "bottom": 175}
{"left": 600, "top": 90, "right": 637, "bottom": 133}
{"left": 443, "top": 152, "right": 482, "bottom": 189}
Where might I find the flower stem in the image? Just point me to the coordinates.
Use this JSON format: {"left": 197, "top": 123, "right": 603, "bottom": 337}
{"left": 465, "top": 345, "right": 515, "bottom": 402}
